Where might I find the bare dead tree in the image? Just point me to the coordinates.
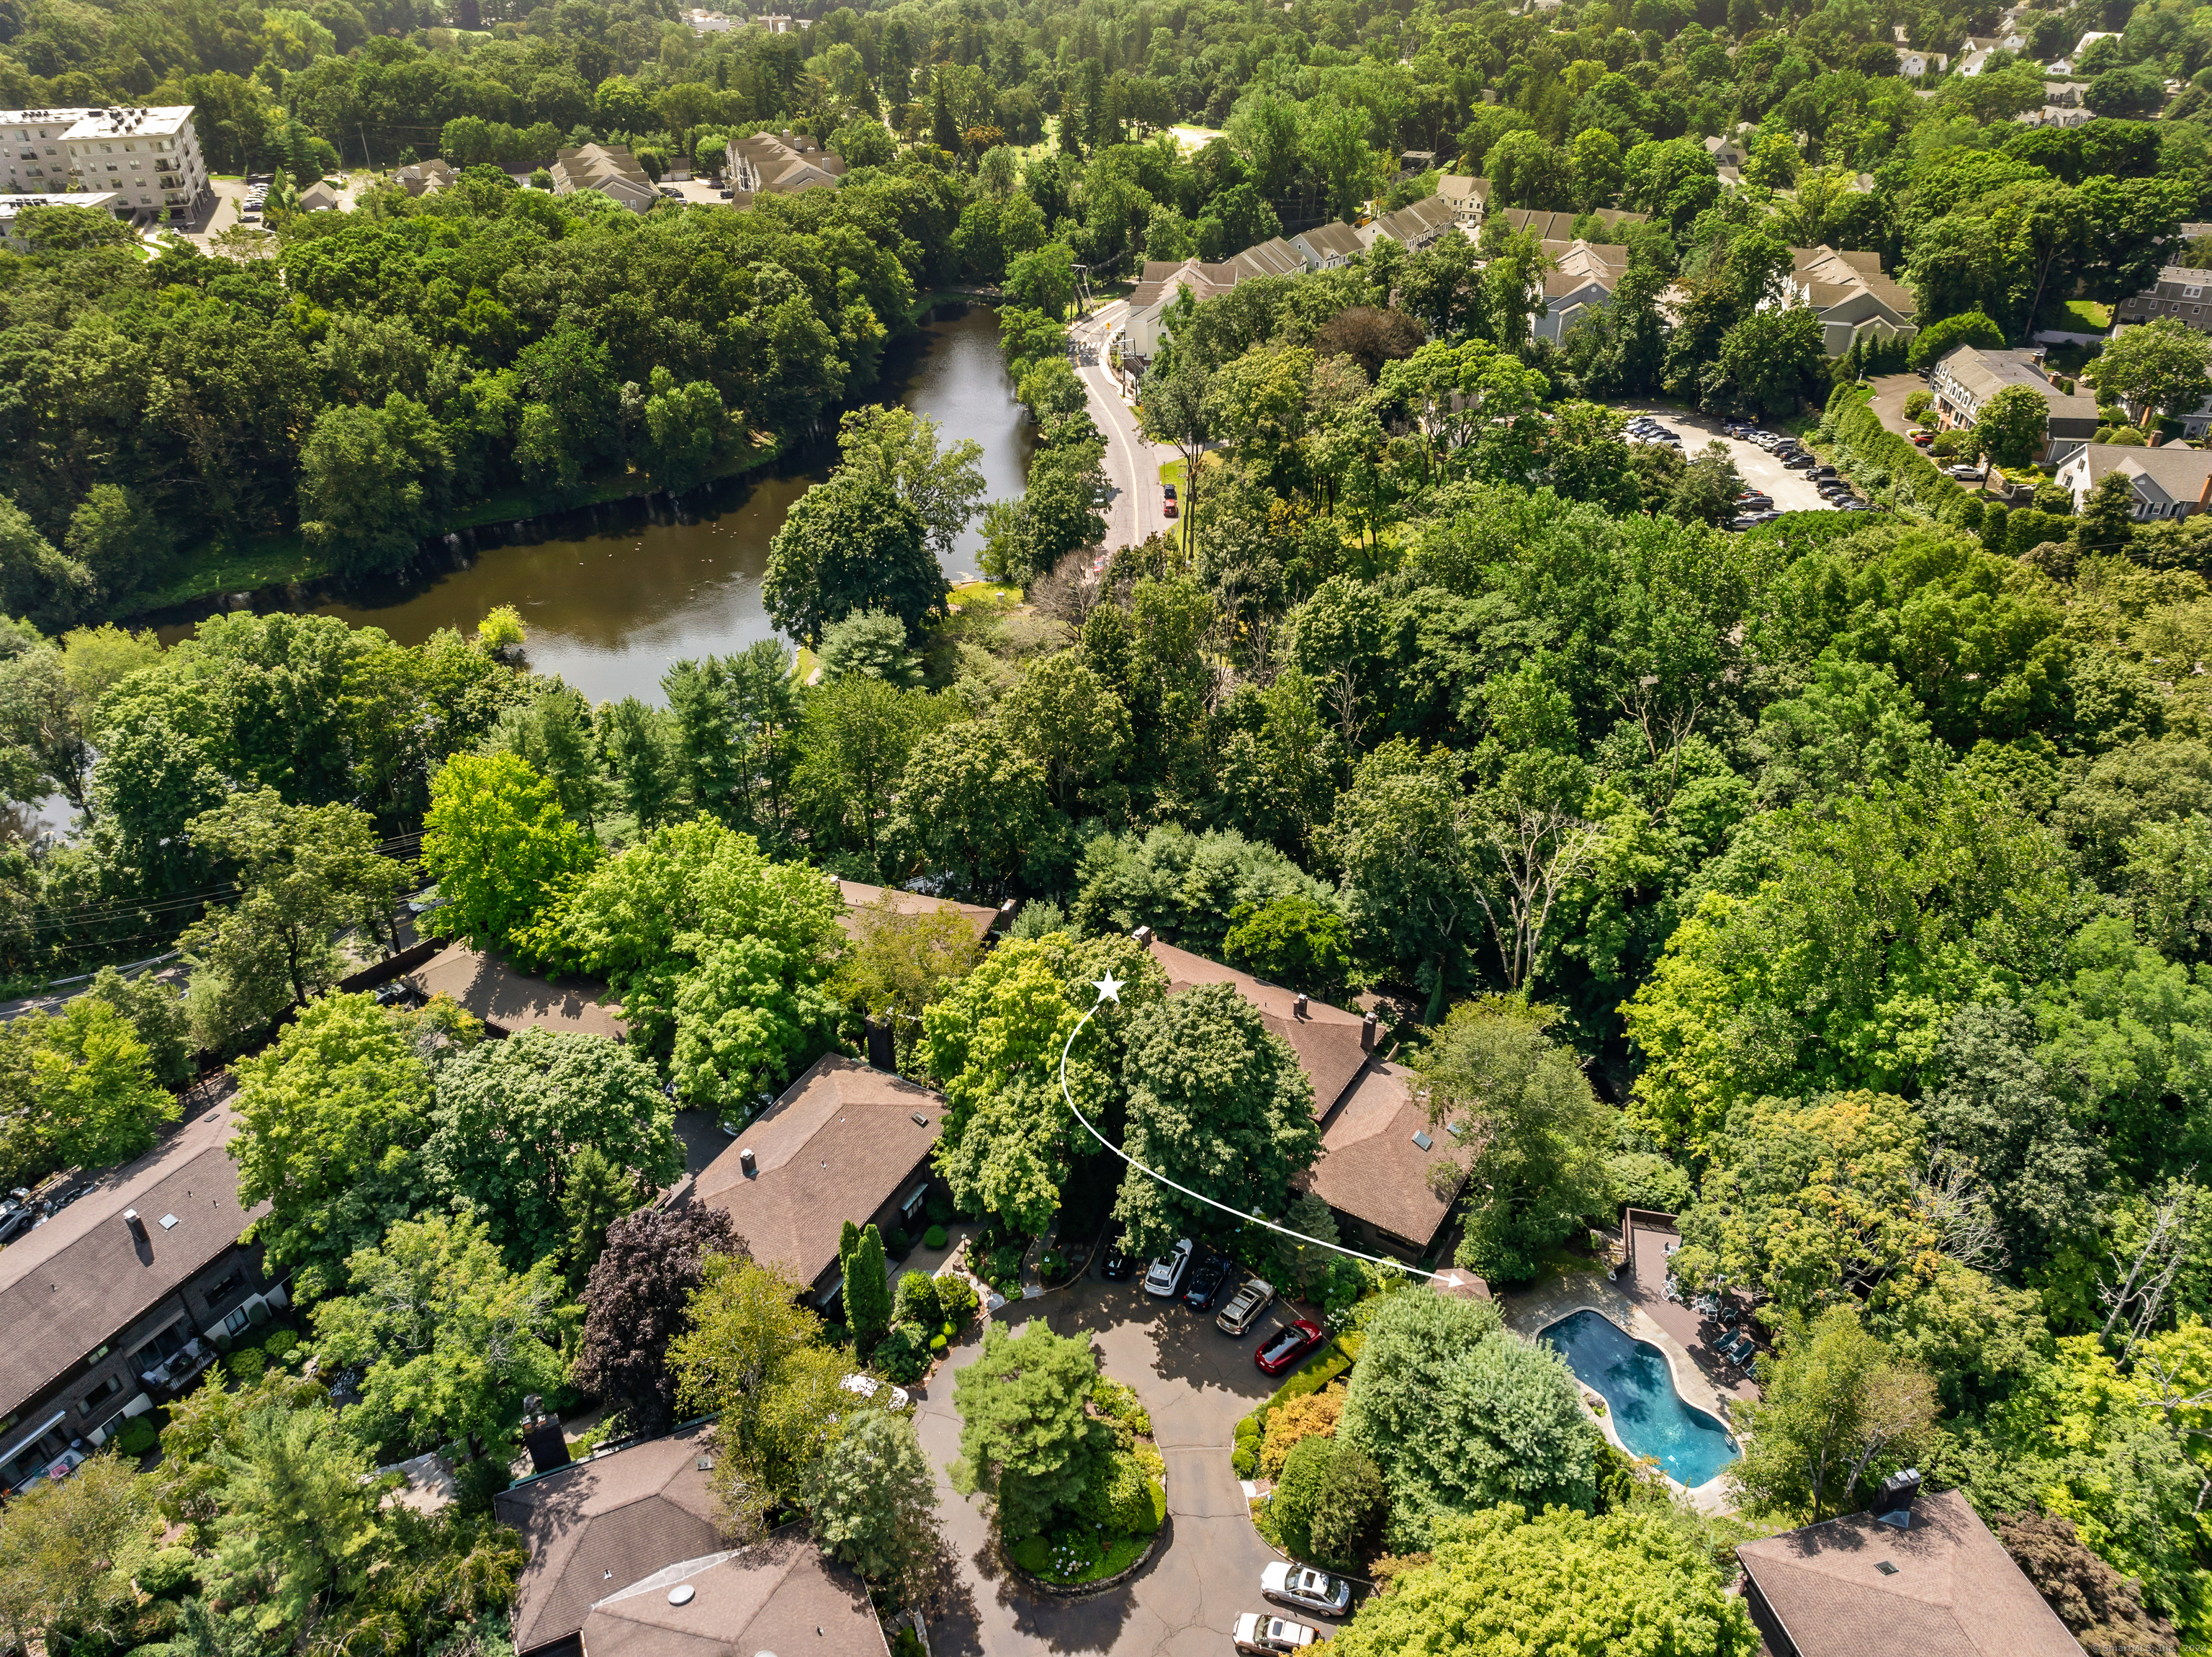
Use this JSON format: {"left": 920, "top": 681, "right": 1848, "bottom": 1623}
{"left": 2134, "top": 1350, "right": 2212, "bottom": 1514}
{"left": 1915, "top": 1147, "right": 2007, "bottom": 1272}
{"left": 1472, "top": 804, "right": 1606, "bottom": 991}
{"left": 2100, "top": 1180, "right": 2199, "bottom": 1355}
{"left": 1325, "top": 665, "right": 1367, "bottom": 753}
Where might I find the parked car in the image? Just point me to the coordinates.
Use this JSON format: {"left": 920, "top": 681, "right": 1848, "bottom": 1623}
{"left": 1261, "top": 1562, "right": 1352, "bottom": 1616}
{"left": 1143, "top": 1237, "right": 1195, "bottom": 1298}
{"left": 841, "top": 1373, "right": 912, "bottom": 1410}
{"left": 1164, "top": 483, "right": 1177, "bottom": 500}
{"left": 1233, "top": 1613, "right": 1318, "bottom": 1653}
{"left": 1255, "top": 1318, "right": 1327, "bottom": 1376}
{"left": 1100, "top": 1227, "right": 1134, "bottom": 1280}
{"left": 0, "top": 1195, "right": 30, "bottom": 1246}
{"left": 1947, "top": 463, "right": 1984, "bottom": 480}
{"left": 1809, "top": 465, "right": 1839, "bottom": 480}
{"left": 1784, "top": 454, "right": 1816, "bottom": 470}
{"left": 1217, "top": 1277, "right": 1276, "bottom": 1335}
{"left": 1183, "top": 1250, "right": 1231, "bottom": 1311}
{"left": 718, "top": 187, "right": 735, "bottom": 197}
{"left": 658, "top": 185, "right": 683, "bottom": 199}
{"left": 1736, "top": 493, "right": 1773, "bottom": 511}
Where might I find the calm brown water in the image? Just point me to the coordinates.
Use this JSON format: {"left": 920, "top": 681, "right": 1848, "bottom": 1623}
{"left": 156, "top": 303, "right": 1033, "bottom": 705}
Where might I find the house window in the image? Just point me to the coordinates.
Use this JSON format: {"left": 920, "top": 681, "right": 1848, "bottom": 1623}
{"left": 901, "top": 1181, "right": 929, "bottom": 1217}
{"left": 79, "top": 1374, "right": 123, "bottom": 1415}
{"left": 129, "top": 1321, "right": 191, "bottom": 1375}
{"left": 2189, "top": 287, "right": 2204, "bottom": 298}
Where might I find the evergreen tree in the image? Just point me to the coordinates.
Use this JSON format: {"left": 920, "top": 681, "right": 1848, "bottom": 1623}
{"left": 844, "top": 1221, "right": 893, "bottom": 1340}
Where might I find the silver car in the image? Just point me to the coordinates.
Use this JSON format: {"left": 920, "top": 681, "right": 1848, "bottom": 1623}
{"left": 1217, "top": 1277, "right": 1276, "bottom": 1335}
{"left": 1143, "top": 1237, "right": 1194, "bottom": 1298}
{"left": 1233, "top": 1612, "right": 1317, "bottom": 1653}
{"left": 1262, "top": 1561, "right": 1352, "bottom": 1616}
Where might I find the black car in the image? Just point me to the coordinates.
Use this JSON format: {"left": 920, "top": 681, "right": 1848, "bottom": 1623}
{"left": 1182, "top": 1250, "right": 1231, "bottom": 1310}
{"left": 1099, "top": 1229, "right": 1134, "bottom": 1280}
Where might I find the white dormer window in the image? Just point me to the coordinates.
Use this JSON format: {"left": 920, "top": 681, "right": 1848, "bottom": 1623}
{"left": 2189, "top": 287, "right": 2203, "bottom": 298}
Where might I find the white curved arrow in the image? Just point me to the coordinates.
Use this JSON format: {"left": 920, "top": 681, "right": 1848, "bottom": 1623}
{"left": 1058, "top": 976, "right": 1471, "bottom": 1290}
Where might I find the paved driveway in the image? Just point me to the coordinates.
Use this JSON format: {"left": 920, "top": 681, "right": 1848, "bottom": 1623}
{"left": 914, "top": 1270, "right": 1327, "bottom": 1656}
{"left": 1613, "top": 404, "right": 1836, "bottom": 514}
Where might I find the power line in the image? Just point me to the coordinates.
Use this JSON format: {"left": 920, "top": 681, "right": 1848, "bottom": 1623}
{"left": 1057, "top": 977, "right": 1471, "bottom": 1290}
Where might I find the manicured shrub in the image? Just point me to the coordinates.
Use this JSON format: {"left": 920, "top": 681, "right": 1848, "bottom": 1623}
{"left": 1009, "top": 1535, "right": 1053, "bottom": 1573}
{"left": 1261, "top": 1385, "right": 1346, "bottom": 1478}
{"left": 892, "top": 1270, "right": 943, "bottom": 1327}
{"left": 1273, "top": 1436, "right": 1381, "bottom": 1564}
{"left": 228, "top": 1347, "right": 266, "bottom": 1384}
{"left": 1254, "top": 1339, "right": 1354, "bottom": 1429}
{"left": 114, "top": 1415, "right": 161, "bottom": 1457}
{"left": 885, "top": 1226, "right": 911, "bottom": 1258}
{"left": 923, "top": 1224, "right": 948, "bottom": 1249}
{"left": 1233, "top": 1443, "right": 1258, "bottom": 1478}
{"left": 262, "top": 1329, "right": 300, "bottom": 1360}
{"left": 930, "top": 1332, "right": 948, "bottom": 1352}
{"left": 937, "top": 1274, "right": 980, "bottom": 1325}
{"left": 1234, "top": 1414, "right": 1262, "bottom": 1445}
{"left": 874, "top": 1320, "right": 932, "bottom": 1383}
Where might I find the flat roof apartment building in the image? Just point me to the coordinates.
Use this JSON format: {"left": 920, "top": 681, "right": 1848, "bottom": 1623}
{"left": 1, "top": 106, "right": 210, "bottom": 223}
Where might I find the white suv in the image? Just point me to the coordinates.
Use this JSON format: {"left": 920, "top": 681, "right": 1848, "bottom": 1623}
{"left": 1143, "top": 1238, "right": 1194, "bottom": 1298}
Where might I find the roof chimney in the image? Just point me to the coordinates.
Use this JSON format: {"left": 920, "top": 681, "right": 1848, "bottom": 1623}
{"left": 1293, "top": 992, "right": 1309, "bottom": 1019}
{"left": 739, "top": 1147, "right": 757, "bottom": 1177}
{"left": 1874, "top": 1467, "right": 1922, "bottom": 1529}
{"left": 1131, "top": 925, "right": 1154, "bottom": 947}
{"left": 1362, "top": 1011, "right": 1377, "bottom": 1049}
{"left": 995, "top": 897, "right": 1018, "bottom": 930}
{"left": 864, "top": 1017, "right": 895, "bottom": 1073}
{"left": 123, "top": 1209, "right": 148, "bottom": 1246}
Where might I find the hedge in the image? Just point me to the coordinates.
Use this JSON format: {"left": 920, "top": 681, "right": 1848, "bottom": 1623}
{"left": 1823, "top": 384, "right": 1980, "bottom": 527}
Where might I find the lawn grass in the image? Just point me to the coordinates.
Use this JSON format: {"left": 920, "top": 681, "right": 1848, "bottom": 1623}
{"left": 951, "top": 580, "right": 1022, "bottom": 606}
{"left": 1159, "top": 459, "right": 1185, "bottom": 485}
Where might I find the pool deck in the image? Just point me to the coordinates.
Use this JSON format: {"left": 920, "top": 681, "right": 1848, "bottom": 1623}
{"left": 1498, "top": 1224, "right": 1758, "bottom": 1514}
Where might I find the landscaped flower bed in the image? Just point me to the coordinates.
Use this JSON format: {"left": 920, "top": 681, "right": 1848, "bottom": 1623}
{"left": 1002, "top": 1375, "right": 1166, "bottom": 1589}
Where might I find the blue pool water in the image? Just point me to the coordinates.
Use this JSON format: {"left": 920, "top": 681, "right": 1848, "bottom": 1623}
{"left": 1540, "top": 1309, "right": 1740, "bottom": 1488}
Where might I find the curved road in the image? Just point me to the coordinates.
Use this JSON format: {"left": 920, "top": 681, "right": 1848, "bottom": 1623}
{"left": 917, "top": 1275, "right": 1319, "bottom": 1656}
{"left": 1071, "top": 300, "right": 1178, "bottom": 553}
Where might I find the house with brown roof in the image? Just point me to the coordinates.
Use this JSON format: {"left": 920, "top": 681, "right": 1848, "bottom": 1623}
{"left": 724, "top": 129, "right": 844, "bottom": 202}
{"left": 0, "top": 1104, "right": 283, "bottom": 1496}
{"left": 2054, "top": 441, "right": 2212, "bottom": 519}
{"left": 1931, "top": 343, "right": 2102, "bottom": 465}
{"left": 1491, "top": 205, "right": 1650, "bottom": 242}
{"left": 1141, "top": 939, "right": 1462, "bottom": 1263}
{"left": 1783, "top": 245, "right": 1920, "bottom": 356}
{"left": 1120, "top": 236, "right": 1311, "bottom": 359}
{"left": 1290, "top": 220, "right": 1365, "bottom": 270}
{"left": 1359, "top": 193, "right": 1459, "bottom": 253}
{"left": 1529, "top": 239, "right": 1631, "bottom": 343}
{"left": 835, "top": 879, "right": 1000, "bottom": 945}
{"left": 406, "top": 942, "right": 627, "bottom": 1041}
{"left": 396, "top": 157, "right": 455, "bottom": 196}
{"left": 1737, "top": 1486, "right": 2085, "bottom": 1657}
{"left": 691, "top": 1054, "right": 944, "bottom": 1307}
{"left": 1436, "top": 173, "right": 1488, "bottom": 228}
{"left": 551, "top": 143, "right": 657, "bottom": 212}
{"left": 495, "top": 1426, "right": 886, "bottom": 1657}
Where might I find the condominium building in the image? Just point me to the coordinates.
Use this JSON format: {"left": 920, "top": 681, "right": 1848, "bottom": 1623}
{"left": 3, "top": 106, "right": 211, "bottom": 223}
{"left": 0, "top": 191, "right": 122, "bottom": 250}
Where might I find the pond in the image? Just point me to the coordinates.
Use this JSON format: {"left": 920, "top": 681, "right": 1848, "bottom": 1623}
{"left": 152, "top": 302, "right": 1033, "bottom": 706}
{"left": 1540, "top": 1308, "right": 1740, "bottom": 1488}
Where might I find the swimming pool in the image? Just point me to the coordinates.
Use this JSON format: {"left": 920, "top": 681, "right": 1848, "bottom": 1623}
{"left": 1540, "top": 1309, "right": 1740, "bottom": 1488}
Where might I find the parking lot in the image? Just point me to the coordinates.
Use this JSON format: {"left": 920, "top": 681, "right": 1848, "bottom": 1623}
{"left": 1617, "top": 405, "right": 1850, "bottom": 520}
{"left": 914, "top": 1262, "right": 1356, "bottom": 1656}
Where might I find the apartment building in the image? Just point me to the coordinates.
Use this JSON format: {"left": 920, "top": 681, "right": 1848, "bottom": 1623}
{"left": 0, "top": 105, "right": 210, "bottom": 223}
{"left": 1930, "top": 343, "right": 2102, "bottom": 465}
{"left": 724, "top": 129, "right": 844, "bottom": 202}
{"left": 2115, "top": 265, "right": 2212, "bottom": 336}
{"left": 549, "top": 143, "right": 657, "bottom": 212}
{"left": 0, "top": 191, "right": 122, "bottom": 249}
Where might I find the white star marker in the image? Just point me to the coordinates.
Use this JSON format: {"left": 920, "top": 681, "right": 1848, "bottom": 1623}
{"left": 1092, "top": 971, "right": 1124, "bottom": 1005}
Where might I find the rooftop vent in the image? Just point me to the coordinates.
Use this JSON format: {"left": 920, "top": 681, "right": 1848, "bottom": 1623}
{"left": 1412, "top": 1129, "right": 1433, "bottom": 1151}
{"left": 667, "top": 1584, "right": 695, "bottom": 1606}
{"left": 739, "top": 1147, "right": 756, "bottom": 1176}
{"left": 910, "top": 1112, "right": 928, "bottom": 1128}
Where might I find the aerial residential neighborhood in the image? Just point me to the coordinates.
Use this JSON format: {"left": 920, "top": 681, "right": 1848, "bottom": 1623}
{"left": 1, "top": 0, "right": 2209, "bottom": 1653}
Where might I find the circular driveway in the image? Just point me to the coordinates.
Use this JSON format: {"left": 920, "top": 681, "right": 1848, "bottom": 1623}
{"left": 912, "top": 1272, "right": 1314, "bottom": 1656}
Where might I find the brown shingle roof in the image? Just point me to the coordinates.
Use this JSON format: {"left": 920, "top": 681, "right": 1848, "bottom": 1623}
{"left": 1143, "top": 940, "right": 1372, "bottom": 1118}
{"left": 495, "top": 1424, "right": 726, "bottom": 1656}
{"left": 579, "top": 1530, "right": 885, "bottom": 1657}
{"left": 0, "top": 1104, "right": 263, "bottom": 1422}
{"left": 1305, "top": 1061, "right": 1460, "bottom": 1250}
{"left": 1737, "top": 1489, "right": 2086, "bottom": 1657}
{"left": 407, "top": 943, "right": 626, "bottom": 1040}
{"left": 691, "top": 1056, "right": 942, "bottom": 1287}
{"left": 1496, "top": 206, "right": 1650, "bottom": 241}
{"left": 835, "top": 880, "right": 997, "bottom": 944}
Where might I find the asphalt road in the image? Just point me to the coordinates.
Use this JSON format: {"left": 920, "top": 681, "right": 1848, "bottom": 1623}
{"left": 917, "top": 1270, "right": 1344, "bottom": 1657}
{"left": 1071, "top": 299, "right": 1177, "bottom": 553}
{"left": 1613, "top": 405, "right": 1838, "bottom": 515}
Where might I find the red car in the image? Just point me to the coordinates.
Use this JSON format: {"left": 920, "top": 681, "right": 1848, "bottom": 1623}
{"left": 1255, "top": 1319, "right": 1327, "bottom": 1377}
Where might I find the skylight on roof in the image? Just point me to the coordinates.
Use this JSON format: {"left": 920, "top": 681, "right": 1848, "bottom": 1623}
{"left": 1875, "top": 1560, "right": 1899, "bottom": 1576}
{"left": 1411, "top": 1130, "right": 1433, "bottom": 1151}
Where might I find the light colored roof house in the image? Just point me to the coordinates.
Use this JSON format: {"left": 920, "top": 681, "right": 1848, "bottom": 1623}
{"left": 551, "top": 144, "right": 657, "bottom": 212}
{"left": 407, "top": 943, "right": 627, "bottom": 1040}
{"left": 2046, "top": 80, "right": 2090, "bottom": 105}
{"left": 1530, "top": 238, "right": 1630, "bottom": 343}
{"left": 725, "top": 129, "right": 843, "bottom": 197}
{"left": 692, "top": 1054, "right": 944, "bottom": 1303}
{"left": 1737, "top": 1488, "right": 2085, "bottom": 1657}
{"left": 1359, "top": 193, "right": 1459, "bottom": 252}
{"left": 297, "top": 181, "right": 341, "bottom": 212}
{"left": 2055, "top": 441, "right": 2212, "bottom": 520}
{"left": 1899, "top": 49, "right": 1949, "bottom": 76}
{"left": 1290, "top": 220, "right": 1364, "bottom": 270}
{"left": 1436, "top": 174, "right": 1489, "bottom": 226}
{"left": 1930, "top": 343, "right": 2101, "bottom": 464}
{"left": 1141, "top": 938, "right": 1465, "bottom": 1265}
{"left": 1784, "top": 245, "right": 1920, "bottom": 355}
{"left": 2017, "top": 104, "right": 2092, "bottom": 127}
{"left": 1954, "top": 45, "right": 1996, "bottom": 74}
{"left": 1120, "top": 236, "right": 1310, "bottom": 357}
